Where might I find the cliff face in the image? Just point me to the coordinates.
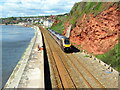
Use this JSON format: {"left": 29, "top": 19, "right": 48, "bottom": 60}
{"left": 64, "top": 2, "right": 119, "bottom": 55}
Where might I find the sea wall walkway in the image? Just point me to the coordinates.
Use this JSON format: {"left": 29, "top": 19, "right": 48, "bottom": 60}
{"left": 4, "top": 26, "right": 44, "bottom": 88}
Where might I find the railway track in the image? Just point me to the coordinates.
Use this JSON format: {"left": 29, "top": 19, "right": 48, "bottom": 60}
{"left": 40, "top": 27, "right": 106, "bottom": 89}
{"left": 41, "top": 27, "right": 75, "bottom": 88}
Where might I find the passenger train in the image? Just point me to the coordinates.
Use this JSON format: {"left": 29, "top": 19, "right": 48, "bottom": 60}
{"left": 48, "top": 29, "right": 71, "bottom": 52}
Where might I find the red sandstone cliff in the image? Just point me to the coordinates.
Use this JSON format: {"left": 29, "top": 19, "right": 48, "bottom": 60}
{"left": 64, "top": 3, "right": 119, "bottom": 55}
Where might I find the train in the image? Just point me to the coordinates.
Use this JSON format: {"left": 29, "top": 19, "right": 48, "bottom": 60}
{"left": 48, "top": 29, "right": 71, "bottom": 52}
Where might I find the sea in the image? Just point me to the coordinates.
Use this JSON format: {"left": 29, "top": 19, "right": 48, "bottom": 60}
{"left": 0, "top": 25, "right": 35, "bottom": 89}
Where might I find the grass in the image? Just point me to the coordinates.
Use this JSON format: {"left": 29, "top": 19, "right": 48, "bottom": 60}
{"left": 50, "top": 21, "right": 64, "bottom": 34}
{"left": 96, "top": 42, "right": 120, "bottom": 71}
{"left": 50, "top": 15, "right": 68, "bottom": 34}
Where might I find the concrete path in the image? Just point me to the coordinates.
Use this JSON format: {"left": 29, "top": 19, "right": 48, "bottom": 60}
{"left": 18, "top": 26, "right": 44, "bottom": 88}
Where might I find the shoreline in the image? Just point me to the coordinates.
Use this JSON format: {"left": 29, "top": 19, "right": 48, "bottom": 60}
{"left": 0, "top": 24, "right": 32, "bottom": 27}
{"left": 0, "top": 24, "right": 21, "bottom": 25}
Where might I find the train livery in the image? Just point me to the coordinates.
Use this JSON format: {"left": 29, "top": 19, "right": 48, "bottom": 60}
{"left": 48, "top": 29, "right": 71, "bottom": 52}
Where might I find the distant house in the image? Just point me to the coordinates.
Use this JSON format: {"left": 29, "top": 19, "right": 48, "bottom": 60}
{"left": 43, "top": 19, "right": 54, "bottom": 28}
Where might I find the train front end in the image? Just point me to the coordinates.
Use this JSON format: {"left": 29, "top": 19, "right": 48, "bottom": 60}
{"left": 62, "top": 38, "right": 71, "bottom": 52}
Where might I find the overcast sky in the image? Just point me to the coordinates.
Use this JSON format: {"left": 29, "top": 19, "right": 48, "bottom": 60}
{"left": 0, "top": 0, "right": 82, "bottom": 18}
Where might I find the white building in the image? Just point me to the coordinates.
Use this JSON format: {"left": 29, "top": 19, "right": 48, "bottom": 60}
{"left": 43, "top": 19, "right": 54, "bottom": 28}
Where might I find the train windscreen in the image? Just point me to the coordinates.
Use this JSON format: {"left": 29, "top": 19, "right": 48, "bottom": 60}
{"left": 64, "top": 39, "right": 70, "bottom": 44}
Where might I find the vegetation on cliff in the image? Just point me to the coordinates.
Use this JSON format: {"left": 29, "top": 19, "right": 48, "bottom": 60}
{"left": 67, "top": 2, "right": 115, "bottom": 27}
{"left": 50, "top": 14, "right": 68, "bottom": 34}
{"left": 96, "top": 42, "right": 120, "bottom": 71}
{"left": 51, "top": 2, "right": 116, "bottom": 31}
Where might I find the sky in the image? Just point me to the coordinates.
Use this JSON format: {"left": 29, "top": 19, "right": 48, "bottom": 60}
{"left": 0, "top": 0, "right": 82, "bottom": 18}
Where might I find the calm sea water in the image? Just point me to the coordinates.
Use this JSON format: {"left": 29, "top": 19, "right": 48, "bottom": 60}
{"left": 0, "top": 25, "right": 35, "bottom": 88}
